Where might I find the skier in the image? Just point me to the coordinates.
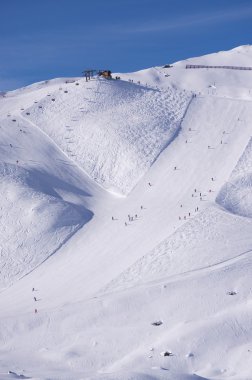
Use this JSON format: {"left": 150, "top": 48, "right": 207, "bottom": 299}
{"left": 34, "top": 309, "right": 38, "bottom": 314}
{"left": 32, "top": 288, "right": 35, "bottom": 291}
{"left": 34, "top": 297, "right": 37, "bottom": 302}
{"left": 148, "top": 182, "right": 152, "bottom": 186}
{"left": 174, "top": 166, "right": 177, "bottom": 170}
{"left": 125, "top": 222, "right": 127, "bottom": 227}
{"left": 140, "top": 205, "right": 143, "bottom": 210}
{"left": 112, "top": 216, "right": 114, "bottom": 221}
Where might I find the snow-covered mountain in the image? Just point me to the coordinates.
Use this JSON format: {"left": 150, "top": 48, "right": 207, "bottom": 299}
{"left": 0, "top": 45, "right": 252, "bottom": 380}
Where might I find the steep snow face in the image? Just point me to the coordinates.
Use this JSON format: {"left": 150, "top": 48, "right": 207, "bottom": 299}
{"left": 0, "top": 163, "right": 91, "bottom": 289}
{"left": 216, "top": 137, "right": 252, "bottom": 217}
{"left": 0, "top": 115, "right": 94, "bottom": 289}
{"left": 23, "top": 78, "right": 191, "bottom": 195}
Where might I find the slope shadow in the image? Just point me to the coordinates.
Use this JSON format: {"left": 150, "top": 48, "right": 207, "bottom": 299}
{"left": 25, "top": 168, "right": 91, "bottom": 199}
{"left": 24, "top": 167, "right": 94, "bottom": 227}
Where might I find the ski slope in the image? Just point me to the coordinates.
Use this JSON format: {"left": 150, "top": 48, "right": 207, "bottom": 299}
{"left": 22, "top": 78, "right": 191, "bottom": 195}
{"left": 118, "top": 45, "right": 252, "bottom": 100}
{"left": 217, "top": 137, "right": 252, "bottom": 217}
{"left": 0, "top": 114, "right": 97, "bottom": 289}
{"left": 0, "top": 45, "right": 252, "bottom": 380}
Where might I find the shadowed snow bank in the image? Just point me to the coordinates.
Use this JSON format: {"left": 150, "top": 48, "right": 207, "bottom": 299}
{"left": 216, "top": 138, "right": 252, "bottom": 217}
{"left": 0, "top": 163, "right": 92, "bottom": 289}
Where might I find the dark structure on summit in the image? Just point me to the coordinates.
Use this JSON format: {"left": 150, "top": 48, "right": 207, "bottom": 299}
{"left": 82, "top": 69, "right": 96, "bottom": 81}
{"left": 98, "top": 70, "right": 112, "bottom": 79}
{"left": 82, "top": 69, "right": 112, "bottom": 81}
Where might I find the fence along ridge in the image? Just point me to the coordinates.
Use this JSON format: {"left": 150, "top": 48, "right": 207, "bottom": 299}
{"left": 186, "top": 64, "right": 252, "bottom": 71}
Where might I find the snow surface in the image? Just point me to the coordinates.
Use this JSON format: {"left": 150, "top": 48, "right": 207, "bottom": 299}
{"left": 0, "top": 45, "right": 252, "bottom": 380}
{"left": 216, "top": 138, "right": 252, "bottom": 217}
{"left": 22, "top": 78, "right": 191, "bottom": 195}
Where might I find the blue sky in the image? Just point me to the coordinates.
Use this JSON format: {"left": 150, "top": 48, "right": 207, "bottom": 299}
{"left": 1, "top": 0, "right": 252, "bottom": 90}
